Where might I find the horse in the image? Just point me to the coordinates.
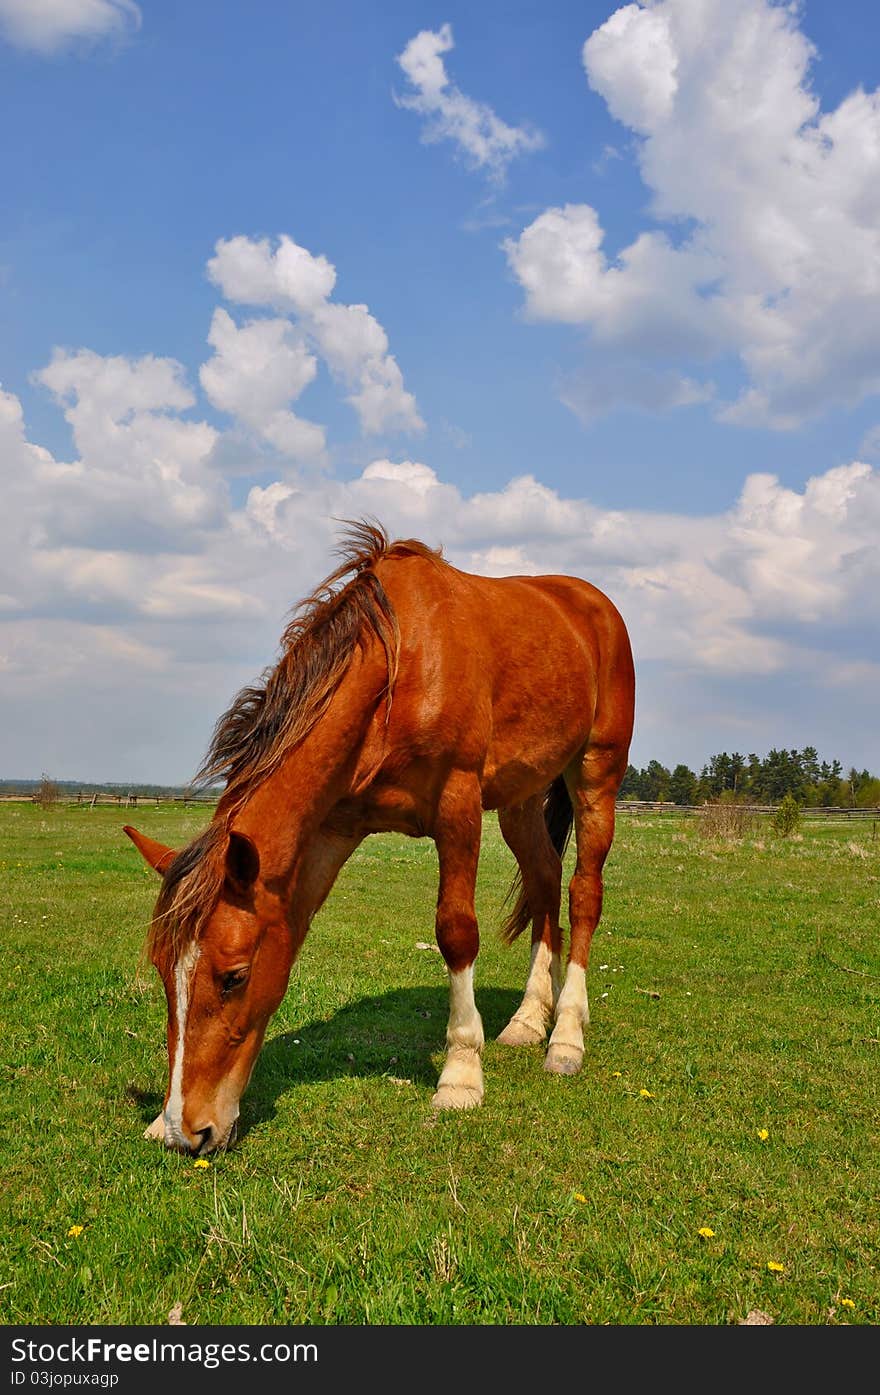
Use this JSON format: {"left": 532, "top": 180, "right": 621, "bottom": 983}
{"left": 124, "top": 520, "right": 635, "bottom": 1154}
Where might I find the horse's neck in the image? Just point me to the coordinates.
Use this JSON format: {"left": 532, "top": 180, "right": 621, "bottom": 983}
{"left": 230, "top": 655, "right": 383, "bottom": 920}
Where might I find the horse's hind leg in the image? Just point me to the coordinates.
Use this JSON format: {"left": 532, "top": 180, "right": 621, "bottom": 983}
{"left": 432, "top": 773, "right": 486, "bottom": 1110}
{"left": 497, "top": 798, "right": 563, "bottom": 1046}
{"left": 545, "top": 747, "right": 622, "bottom": 1076}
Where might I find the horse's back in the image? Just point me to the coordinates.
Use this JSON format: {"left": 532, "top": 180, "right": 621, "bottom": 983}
{"left": 382, "top": 555, "right": 630, "bottom": 696}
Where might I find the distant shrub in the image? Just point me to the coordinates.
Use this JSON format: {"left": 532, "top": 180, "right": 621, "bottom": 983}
{"left": 697, "top": 795, "right": 756, "bottom": 841}
{"left": 36, "top": 772, "right": 60, "bottom": 809}
{"left": 771, "top": 793, "right": 802, "bottom": 838}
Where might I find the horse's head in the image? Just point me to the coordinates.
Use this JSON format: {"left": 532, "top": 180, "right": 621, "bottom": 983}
{"left": 125, "top": 824, "right": 294, "bottom": 1154}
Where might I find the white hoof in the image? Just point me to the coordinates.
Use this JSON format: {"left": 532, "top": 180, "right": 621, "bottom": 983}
{"left": 497, "top": 1016, "right": 546, "bottom": 1046}
{"left": 144, "top": 1112, "right": 166, "bottom": 1142}
{"left": 544, "top": 1044, "right": 583, "bottom": 1076}
{"left": 432, "top": 1045, "right": 484, "bottom": 1109}
{"left": 432, "top": 1083, "right": 483, "bottom": 1110}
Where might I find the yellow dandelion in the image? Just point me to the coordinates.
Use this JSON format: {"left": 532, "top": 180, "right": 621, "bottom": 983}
{"left": 757, "top": 1128, "right": 769, "bottom": 1141}
{"left": 840, "top": 1298, "right": 855, "bottom": 1309}
{"left": 67, "top": 1225, "right": 84, "bottom": 1238}
{"left": 767, "top": 1261, "right": 785, "bottom": 1273}
{"left": 639, "top": 1088, "right": 655, "bottom": 1099}
{"left": 573, "top": 1193, "right": 587, "bottom": 1203}
{"left": 697, "top": 1227, "right": 715, "bottom": 1238}
{"left": 611, "top": 1071, "right": 622, "bottom": 1078}
{"left": 193, "top": 1159, "right": 210, "bottom": 1169}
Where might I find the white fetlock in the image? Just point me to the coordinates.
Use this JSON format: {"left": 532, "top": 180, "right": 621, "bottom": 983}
{"left": 498, "top": 941, "right": 558, "bottom": 1047}
{"left": 545, "top": 963, "right": 588, "bottom": 1075}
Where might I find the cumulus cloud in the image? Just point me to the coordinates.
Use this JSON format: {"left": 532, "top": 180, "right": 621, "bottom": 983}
{"left": 0, "top": 0, "right": 140, "bottom": 54}
{"left": 504, "top": 0, "right": 880, "bottom": 427}
{"left": 207, "top": 235, "right": 423, "bottom": 437}
{"left": 205, "top": 234, "right": 337, "bottom": 314}
{"left": 31, "top": 349, "right": 223, "bottom": 550}
{"left": 724, "top": 462, "right": 880, "bottom": 624}
{"left": 395, "top": 22, "right": 544, "bottom": 182}
{"left": 199, "top": 309, "right": 326, "bottom": 461}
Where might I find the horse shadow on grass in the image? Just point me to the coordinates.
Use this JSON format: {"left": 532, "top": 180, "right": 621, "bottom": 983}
{"left": 129, "top": 985, "right": 523, "bottom": 1144}
{"left": 240, "top": 984, "right": 524, "bottom": 1142}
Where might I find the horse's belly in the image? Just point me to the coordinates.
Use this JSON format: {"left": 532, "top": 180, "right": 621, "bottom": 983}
{"left": 480, "top": 724, "right": 591, "bottom": 810}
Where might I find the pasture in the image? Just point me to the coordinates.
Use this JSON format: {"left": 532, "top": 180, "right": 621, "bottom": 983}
{"left": 1, "top": 802, "right": 877, "bottom": 1325}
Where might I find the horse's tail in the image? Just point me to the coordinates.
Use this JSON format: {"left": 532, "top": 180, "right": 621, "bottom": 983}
{"left": 499, "top": 775, "right": 574, "bottom": 945}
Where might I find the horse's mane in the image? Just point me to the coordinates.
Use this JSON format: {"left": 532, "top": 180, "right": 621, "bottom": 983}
{"left": 148, "top": 520, "right": 442, "bottom": 960}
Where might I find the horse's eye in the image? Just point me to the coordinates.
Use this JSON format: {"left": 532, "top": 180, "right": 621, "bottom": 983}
{"left": 220, "top": 968, "right": 249, "bottom": 996}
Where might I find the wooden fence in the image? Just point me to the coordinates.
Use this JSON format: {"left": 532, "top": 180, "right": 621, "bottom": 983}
{"left": 617, "top": 800, "right": 880, "bottom": 821}
{"left": 2, "top": 791, "right": 878, "bottom": 822}
{"left": 0, "top": 792, "right": 216, "bottom": 808}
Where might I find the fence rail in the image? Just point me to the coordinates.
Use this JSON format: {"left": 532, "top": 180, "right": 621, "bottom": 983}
{"left": 0, "top": 792, "right": 217, "bottom": 807}
{"left": 2, "top": 792, "right": 878, "bottom": 820}
{"left": 617, "top": 800, "right": 880, "bottom": 820}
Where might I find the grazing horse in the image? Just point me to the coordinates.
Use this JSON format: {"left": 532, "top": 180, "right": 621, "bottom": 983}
{"left": 125, "top": 521, "right": 634, "bottom": 1154}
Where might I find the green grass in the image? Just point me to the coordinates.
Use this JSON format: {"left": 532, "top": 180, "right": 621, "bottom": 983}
{"left": 1, "top": 803, "right": 878, "bottom": 1325}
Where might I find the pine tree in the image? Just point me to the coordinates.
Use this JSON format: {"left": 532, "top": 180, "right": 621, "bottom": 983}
{"left": 669, "top": 764, "right": 698, "bottom": 805}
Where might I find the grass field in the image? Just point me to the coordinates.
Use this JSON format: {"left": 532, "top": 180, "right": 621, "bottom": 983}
{"left": 1, "top": 801, "right": 878, "bottom": 1326}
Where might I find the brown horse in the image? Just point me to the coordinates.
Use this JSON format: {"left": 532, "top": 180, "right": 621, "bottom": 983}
{"left": 125, "top": 521, "right": 634, "bottom": 1153}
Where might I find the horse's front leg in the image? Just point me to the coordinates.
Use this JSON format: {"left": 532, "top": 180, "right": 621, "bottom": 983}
{"left": 431, "top": 776, "right": 485, "bottom": 1110}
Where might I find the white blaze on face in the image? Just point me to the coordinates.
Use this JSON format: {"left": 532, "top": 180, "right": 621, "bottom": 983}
{"left": 164, "top": 941, "right": 200, "bottom": 1148}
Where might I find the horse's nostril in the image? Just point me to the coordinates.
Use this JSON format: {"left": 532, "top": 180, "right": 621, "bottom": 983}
{"left": 193, "top": 1125, "right": 215, "bottom": 1155}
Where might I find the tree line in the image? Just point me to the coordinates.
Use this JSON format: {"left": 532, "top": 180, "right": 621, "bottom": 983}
{"left": 620, "top": 748, "right": 880, "bottom": 807}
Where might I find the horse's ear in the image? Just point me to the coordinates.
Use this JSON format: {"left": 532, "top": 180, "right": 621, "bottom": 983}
{"left": 225, "top": 831, "right": 260, "bottom": 894}
{"left": 123, "top": 825, "right": 177, "bottom": 875}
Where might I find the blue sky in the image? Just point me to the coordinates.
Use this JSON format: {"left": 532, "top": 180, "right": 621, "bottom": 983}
{"left": 1, "top": 0, "right": 878, "bottom": 783}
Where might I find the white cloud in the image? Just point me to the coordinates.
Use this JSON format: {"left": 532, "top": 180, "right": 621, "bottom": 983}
{"left": 360, "top": 459, "right": 440, "bottom": 496}
{"left": 505, "top": 0, "right": 880, "bottom": 427}
{"left": 207, "top": 235, "right": 423, "bottom": 437}
{"left": 199, "top": 309, "right": 326, "bottom": 461}
{"left": 395, "top": 22, "right": 544, "bottom": 182}
{"left": 37, "top": 347, "right": 193, "bottom": 421}
{"left": 31, "top": 349, "right": 223, "bottom": 549}
{"left": 205, "top": 234, "right": 337, "bottom": 315}
{"left": 505, "top": 204, "right": 724, "bottom": 355}
{"left": 584, "top": 2, "right": 680, "bottom": 130}
{"left": 0, "top": 0, "right": 140, "bottom": 53}
{"left": 724, "top": 462, "right": 880, "bottom": 624}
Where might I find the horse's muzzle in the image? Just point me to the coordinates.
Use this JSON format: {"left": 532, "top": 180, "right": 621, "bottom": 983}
{"left": 189, "top": 1118, "right": 238, "bottom": 1155}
